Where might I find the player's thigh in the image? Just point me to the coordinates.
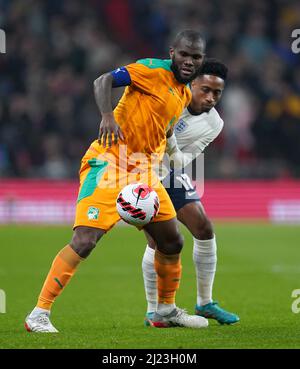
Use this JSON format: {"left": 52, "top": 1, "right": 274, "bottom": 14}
{"left": 74, "top": 157, "right": 121, "bottom": 232}
{"left": 142, "top": 181, "right": 177, "bottom": 250}
{"left": 177, "top": 201, "right": 214, "bottom": 240}
{"left": 164, "top": 170, "right": 200, "bottom": 213}
{"left": 144, "top": 182, "right": 182, "bottom": 254}
{"left": 74, "top": 192, "right": 120, "bottom": 232}
{"left": 150, "top": 181, "right": 177, "bottom": 223}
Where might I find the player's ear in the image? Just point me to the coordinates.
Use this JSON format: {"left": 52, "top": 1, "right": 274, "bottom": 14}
{"left": 169, "top": 47, "right": 174, "bottom": 59}
{"left": 193, "top": 75, "right": 203, "bottom": 86}
{"left": 190, "top": 77, "right": 199, "bottom": 88}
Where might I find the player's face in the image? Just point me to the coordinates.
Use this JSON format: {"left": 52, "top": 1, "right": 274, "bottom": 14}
{"left": 190, "top": 75, "right": 224, "bottom": 113}
{"left": 170, "top": 38, "right": 205, "bottom": 84}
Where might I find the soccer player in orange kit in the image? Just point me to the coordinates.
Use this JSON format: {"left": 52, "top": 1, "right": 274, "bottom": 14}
{"left": 25, "top": 30, "right": 208, "bottom": 331}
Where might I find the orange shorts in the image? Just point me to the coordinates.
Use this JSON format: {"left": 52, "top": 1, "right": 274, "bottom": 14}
{"left": 73, "top": 141, "right": 176, "bottom": 232}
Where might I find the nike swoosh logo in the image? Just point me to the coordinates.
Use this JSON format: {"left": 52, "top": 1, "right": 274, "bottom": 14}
{"left": 187, "top": 191, "right": 196, "bottom": 196}
{"left": 135, "top": 188, "right": 145, "bottom": 206}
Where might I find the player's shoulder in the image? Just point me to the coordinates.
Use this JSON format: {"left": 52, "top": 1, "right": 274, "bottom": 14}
{"left": 207, "top": 107, "right": 224, "bottom": 130}
{"left": 136, "top": 58, "right": 172, "bottom": 71}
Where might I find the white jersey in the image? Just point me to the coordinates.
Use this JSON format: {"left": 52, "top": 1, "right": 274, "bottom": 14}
{"left": 165, "top": 107, "right": 224, "bottom": 171}
{"left": 174, "top": 107, "right": 223, "bottom": 154}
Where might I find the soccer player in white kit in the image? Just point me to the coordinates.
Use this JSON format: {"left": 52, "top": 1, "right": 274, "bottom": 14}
{"left": 143, "top": 59, "right": 240, "bottom": 325}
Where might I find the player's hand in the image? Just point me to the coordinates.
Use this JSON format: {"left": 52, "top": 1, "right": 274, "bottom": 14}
{"left": 166, "top": 127, "right": 174, "bottom": 138}
{"left": 98, "top": 112, "right": 124, "bottom": 148}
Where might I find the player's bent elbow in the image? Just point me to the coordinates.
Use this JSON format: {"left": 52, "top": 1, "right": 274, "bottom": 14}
{"left": 93, "top": 75, "right": 103, "bottom": 91}
{"left": 93, "top": 73, "right": 113, "bottom": 90}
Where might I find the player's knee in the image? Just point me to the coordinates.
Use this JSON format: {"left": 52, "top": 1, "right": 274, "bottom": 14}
{"left": 70, "top": 235, "right": 97, "bottom": 258}
{"left": 192, "top": 217, "right": 214, "bottom": 240}
{"left": 158, "top": 232, "right": 184, "bottom": 255}
{"left": 70, "top": 228, "right": 101, "bottom": 258}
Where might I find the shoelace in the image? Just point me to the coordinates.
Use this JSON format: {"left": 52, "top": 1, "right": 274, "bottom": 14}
{"left": 175, "top": 308, "right": 200, "bottom": 323}
{"left": 36, "top": 313, "right": 50, "bottom": 325}
{"left": 174, "top": 308, "right": 188, "bottom": 317}
{"left": 173, "top": 308, "right": 206, "bottom": 327}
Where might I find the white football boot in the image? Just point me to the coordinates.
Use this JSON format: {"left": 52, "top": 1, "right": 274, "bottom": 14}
{"left": 25, "top": 308, "right": 58, "bottom": 333}
{"left": 151, "top": 307, "right": 209, "bottom": 328}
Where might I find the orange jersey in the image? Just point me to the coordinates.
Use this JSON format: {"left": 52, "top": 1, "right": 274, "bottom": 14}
{"left": 74, "top": 59, "right": 190, "bottom": 229}
{"left": 85, "top": 58, "right": 191, "bottom": 187}
{"left": 113, "top": 58, "right": 192, "bottom": 158}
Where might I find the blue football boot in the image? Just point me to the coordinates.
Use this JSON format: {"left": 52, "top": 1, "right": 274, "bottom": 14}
{"left": 195, "top": 301, "right": 239, "bottom": 325}
{"left": 144, "top": 312, "right": 154, "bottom": 326}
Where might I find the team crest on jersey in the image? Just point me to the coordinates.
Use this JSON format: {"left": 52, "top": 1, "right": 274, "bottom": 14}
{"left": 175, "top": 119, "right": 188, "bottom": 134}
{"left": 87, "top": 207, "right": 99, "bottom": 220}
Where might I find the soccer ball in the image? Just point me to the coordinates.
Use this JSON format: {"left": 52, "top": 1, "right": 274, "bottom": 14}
{"left": 116, "top": 183, "right": 160, "bottom": 226}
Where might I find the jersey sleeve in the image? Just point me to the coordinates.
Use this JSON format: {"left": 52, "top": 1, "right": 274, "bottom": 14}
{"left": 111, "top": 67, "right": 131, "bottom": 87}
{"left": 182, "top": 117, "right": 224, "bottom": 154}
{"left": 110, "top": 60, "right": 155, "bottom": 91}
{"left": 168, "top": 116, "right": 224, "bottom": 169}
{"left": 125, "top": 62, "right": 154, "bottom": 93}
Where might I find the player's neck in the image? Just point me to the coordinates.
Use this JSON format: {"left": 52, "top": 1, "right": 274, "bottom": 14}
{"left": 187, "top": 105, "right": 204, "bottom": 116}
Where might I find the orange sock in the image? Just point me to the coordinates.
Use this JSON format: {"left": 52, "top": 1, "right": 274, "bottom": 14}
{"left": 154, "top": 250, "right": 182, "bottom": 304}
{"left": 36, "top": 245, "right": 83, "bottom": 310}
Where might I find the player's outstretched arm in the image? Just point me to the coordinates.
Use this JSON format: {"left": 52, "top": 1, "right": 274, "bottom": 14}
{"left": 166, "top": 132, "right": 194, "bottom": 169}
{"left": 94, "top": 72, "right": 124, "bottom": 147}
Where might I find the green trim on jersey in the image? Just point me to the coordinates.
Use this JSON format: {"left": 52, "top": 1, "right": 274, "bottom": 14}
{"left": 77, "top": 158, "right": 108, "bottom": 203}
{"left": 136, "top": 58, "right": 172, "bottom": 72}
{"left": 166, "top": 116, "right": 177, "bottom": 132}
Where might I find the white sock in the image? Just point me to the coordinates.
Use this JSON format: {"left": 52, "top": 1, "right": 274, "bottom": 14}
{"left": 193, "top": 235, "right": 217, "bottom": 306}
{"left": 157, "top": 303, "right": 176, "bottom": 316}
{"left": 29, "top": 306, "right": 50, "bottom": 318}
{"left": 142, "top": 245, "right": 157, "bottom": 313}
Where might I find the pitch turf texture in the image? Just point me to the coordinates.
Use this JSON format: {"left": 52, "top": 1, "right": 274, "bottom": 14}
{"left": 1, "top": 223, "right": 300, "bottom": 349}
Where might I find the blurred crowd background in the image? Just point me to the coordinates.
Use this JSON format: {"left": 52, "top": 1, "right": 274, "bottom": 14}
{"left": 0, "top": 0, "right": 299, "bottom": 179}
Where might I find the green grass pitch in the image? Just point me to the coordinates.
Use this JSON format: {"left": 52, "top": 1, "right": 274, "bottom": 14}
{"left": 1, "top": 222, "right": 300, "bottom": 349}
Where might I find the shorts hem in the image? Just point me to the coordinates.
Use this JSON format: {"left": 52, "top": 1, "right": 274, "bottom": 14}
{"left": 150, "top": 213, "right": 176, "bottom": 223}
{"left": 73, "top": 223, "right": 111, "bottom": 233}
{"left": 174, "top": 198, "right": 200, "bottom": 212}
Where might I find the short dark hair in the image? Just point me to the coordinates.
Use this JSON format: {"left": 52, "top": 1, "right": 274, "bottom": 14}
{"left": 197, "top": 58, "right": 228, "bottom": 81}
{"left": 172, "top": 30, "right": 206, "bottom": 48}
